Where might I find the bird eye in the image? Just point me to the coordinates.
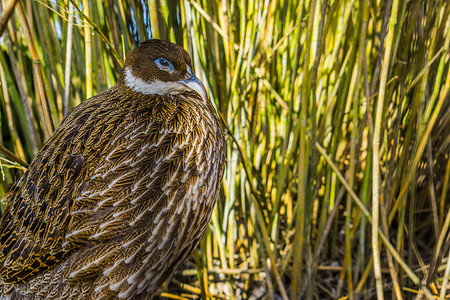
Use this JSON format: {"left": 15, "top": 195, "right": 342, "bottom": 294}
{"left": 154, "top": 58, "right": 173, "bottom": 72}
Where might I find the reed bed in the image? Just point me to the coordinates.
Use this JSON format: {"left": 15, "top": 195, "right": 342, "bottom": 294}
{"left": 0, "top": 0, "right": 449, "bottom": 299}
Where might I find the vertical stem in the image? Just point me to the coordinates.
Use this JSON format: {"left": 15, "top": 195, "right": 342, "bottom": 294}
{"left": 158, "top": 0, "right": 170, "bottom": 40}
{"left": 439, "top": 246, "right": 450, "bottom": 300}
{"left": 5, "top": 40, "right": 39, "bottom": 154}
{"left": 345, "top": 61, "right": 360, "bottom": 300}
{"left": 292, "top": 0, "right": 316, "bottom": 298}
{"left": 372, "top": 0, "right": 399, "bottom": 298}
{"left": 83, "top": 0, "right": 92, "bottom": 98}
{"left": 148, "top": 0, "right": 160, "bottom": 39}
{"left": 356, "top": 0, "right": 369, "bottom": 285}
{"left": 0, "top": 0, "right": 18, "bottom": 38}
{"left": 440, "top": 159, "right": 450, "bottom": 228}
{"left": 16, "top": 0, "right": 54, "bottom": 137}
{"left": 193, "top": 250, "right": 208, "bottom": 300}
{"left": 0, "top": 63, "right": 26, "bottom": 161}
{"left": 63, "top": 2, "right": 75, "bottom": 116}
{"left": 381, "top": 205, "right": 402, "bottom": 299}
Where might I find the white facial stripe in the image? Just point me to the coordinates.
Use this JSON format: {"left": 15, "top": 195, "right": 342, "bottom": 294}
{"left": 124, "top": 67, "right": 209, "bottom": 104}
{"left": 124, "top": 67, "right": 187, "bottom": 95}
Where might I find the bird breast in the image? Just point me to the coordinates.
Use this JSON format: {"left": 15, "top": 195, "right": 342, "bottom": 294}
{"left": 64, "top": 90, "right": 225, "bottom": 296}
{"left": 0, "top": 87, "right": 225, "bottom": 299}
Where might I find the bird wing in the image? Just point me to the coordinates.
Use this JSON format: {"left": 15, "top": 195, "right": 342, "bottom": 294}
{"left": 0, "top": 89, "right": 117, "bottom": 284}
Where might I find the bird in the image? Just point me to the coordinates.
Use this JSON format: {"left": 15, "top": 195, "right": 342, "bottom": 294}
{"left": 0, "top": 39, "right": 225, "bottom": 299}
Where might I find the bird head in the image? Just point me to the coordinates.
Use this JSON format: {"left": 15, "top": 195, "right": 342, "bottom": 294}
{"left": 122, "top": 39, "right": 208, "bottom": 103}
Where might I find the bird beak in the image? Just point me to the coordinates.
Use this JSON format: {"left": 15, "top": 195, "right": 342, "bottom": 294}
{"left": 178, "top": 65, "right": 208, "bottom": 103}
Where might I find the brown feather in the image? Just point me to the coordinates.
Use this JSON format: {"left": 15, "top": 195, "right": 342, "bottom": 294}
{"left": 0, "top": 40, "right": 225, "bottom": 299}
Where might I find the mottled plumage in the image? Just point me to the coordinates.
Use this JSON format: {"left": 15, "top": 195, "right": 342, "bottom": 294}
{"left": 0, "top": 40, "right": 225, "bottom": 299}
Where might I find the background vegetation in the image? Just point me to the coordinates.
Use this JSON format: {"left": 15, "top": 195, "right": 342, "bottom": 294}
{"left": 0, "top": 0, "right": 449, "bottom": 299}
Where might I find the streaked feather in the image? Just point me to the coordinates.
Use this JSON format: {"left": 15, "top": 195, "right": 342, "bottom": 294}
{"left": 0, "top": 40, "right": 225, "bottom": 299}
